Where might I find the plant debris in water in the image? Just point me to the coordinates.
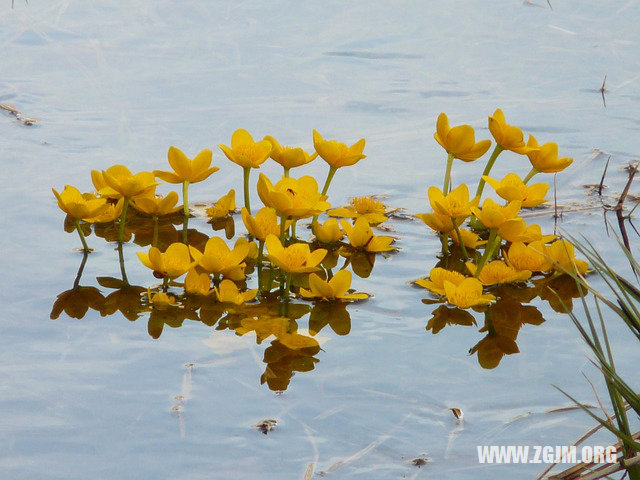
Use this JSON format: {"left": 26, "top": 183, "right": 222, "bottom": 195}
{"left": 254, "top": 419, "right": 277, "bottom": 435}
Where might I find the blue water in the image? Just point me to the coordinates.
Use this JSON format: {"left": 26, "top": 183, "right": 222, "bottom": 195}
{"left": 2, "top": 1, "right": 639, "bottom": 478}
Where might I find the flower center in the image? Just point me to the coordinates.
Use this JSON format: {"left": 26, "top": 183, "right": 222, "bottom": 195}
{"left": 282, "top": 245, "right": 308, "bottom": 268}
{"left": 235, "top": 145, "right": 258, "bottom": 164}
{"left": 352, "top": 196, "right": 383, "bottom": 214}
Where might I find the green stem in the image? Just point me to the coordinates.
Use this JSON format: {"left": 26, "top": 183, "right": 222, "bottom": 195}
{"left": 453, "top": 225, "right": 469, "bottom": 261}
{"left": 311, "top": 166, "right": 338, "bottom": 226}
{"left": 117, "top": 242, "right": 130, "bottom": 286}
{"left": 280, "top": 215, "right": 287, "bottom": 244}
{"left": 182, "top": 180, "right": 190, "bottom": 219}
{"left": 118, "top": 197, "right": 130, "bottom": 244}
{"left": 321, "top": 166, "right": 337, "bottom": 196}
{"left": 182, "top": 215, "right": 188, "bottom": 244}
{"left": 152, "top": 216, "right": 159, "bottom": 248}
{"left": 182, "top": 180, "right": 189, "bottom": 244}
{"left": 74, "top": 219, "right": 90, "bottom": 252}
{"left": 284, "top": 272, "right": 292, "bottom": 302}
{"left": 243, "top": 167, "right": 251, "bottom": 214}
{"left": 474, "top": 229, "right": 499, "bottom": 277}
{"left": 283, "top": 167, "right": 290, "bottom": 178}
{"left": 440, "top": 233, "right": 449, "bottom": 255}
{"left": 162, "top": 276, "right": 168, "bottom": 292}
{"left": 267, "top": 266, "right": 274, "bottom": 291}
{"left": 475, "top": 145, "right": 504, "bottom": 199}
{"left": 523, "top": 167, "right": 539, "bottom": 184}
{"left": 257, "top": 240, "right": 265, "bottom": 293}
{"left": 291, "top": 220, "right": 297, "bottom": 240}
{"left": 73, "top": 250, "right": 89, "bottom": 288}
{"left": 443, "top": 152, "right": 455, "bottom": 193}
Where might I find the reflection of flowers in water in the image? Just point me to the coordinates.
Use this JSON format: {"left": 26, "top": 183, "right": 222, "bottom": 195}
{"left": 97, "top": 277, "right": 146, "bottom": 322}
{"left": 469, "top": 298, "right": 544, "bottom": 369}
{"left": 50, "top": 252, "right": 106, "bottom": 320}
{"left": 261, "top": 338, "right": 320, "bottom": 391}
{"left": 426, "top": 305, "right": 476, "bottom": 334}
{"left": 51, "top": 285, "right": 105, "bottom": 320}
{"left": 423, "top": 273, "right": 583, "bottom": 369}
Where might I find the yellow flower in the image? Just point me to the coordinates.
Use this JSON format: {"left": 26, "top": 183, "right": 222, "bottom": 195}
{"left": 505, "top": 241, "right": 553, "bottom": 273}
{"left": 147, "top": 288, "right": 176, "bottom": 309}
{"left": 206, "top": 189, "right": 236, "bottom": 219}
{"left": 242, "top": 207, "right": 284, "bottom": 242}
{"left": 488, "top": 109, "right": 537, "bottom": 154}
{"left": 235, "top": 237, "right": 259, "bottom": 261}
{"left": 265, "top": 234, "right": 326, "bottom": 274}
{"left": 300, "top": 270, "right": 369, "bottom": 301}
{"left": 434, "top": 112, "right": 492, "bottom": 161}
{"left": 444, "top": 278, "right": 495, "bottom": 309}
{"left": 415, "top": 211, "right": 459, "bottom": 234}
{"left": 546, "top": 240, "right": 588, "bottom": 275}
{"left": 498, "top": 218, "right": 555, "bottom": 244}
{"left": 340, "top": 217, "right": 395, "bottom": 253}
{"left": 312, "top": 218, "right": 344, "bottom": 243}
{"left": 526, "top": 135, "right": 574, "bottom": 173}
{"left": 131, "top": 192, "right": 182, "bottom": 216}
{"left": 264, "top": 135, "right": 317, "bottom": 170}
{"left": 154, "top": 146, "right": 219, "bottom": 184}
{"left": 257, "top": 173, "right": 330, "bottom": 219}
{"left": 137, "top": 242, "right": 198, "bottom": 279}
{"left": 219, "top": 129, "right": 272, "bottom": 169}
{"left": 428, "top": 184, "right": 477, "bottom": 221}
{"left": 213, "top": 279, "right": 257, "bottom": 305}
{"left": 482, "top": 173, "right": 548, "bottom": 207}
{"left": 52, "top": 185, "right": 109, "bottom": 220}
{"left": 188, "top": 236, "right": 248, "bottom": 280}
{"left": 84, "top": 197, "right": 126, "bottom": 223}
{"left": 91, "top": 170, "right": 121, "bottom": 199}
{"left": 100, "top": 165, "right": 158, "bottom": 199}
{"left": 415, "top": 267, "right": 465, "bottom": 296}
{"left": 327, "top": 196, "right": 388, "bottom": 225}
{"left": 466, "top": 260, "right": 531, "bottom": 285}
{"left": 312, "top": 129, "right": 366, "bottom": 168}
{"left": 184, "top": 269, "right": 212, "bottom": 296}
{"left": 471, "top": 198, "right": 521, "bottom": 229}
{"left": 451, "top": 228, "right": 487, "bottom": 250}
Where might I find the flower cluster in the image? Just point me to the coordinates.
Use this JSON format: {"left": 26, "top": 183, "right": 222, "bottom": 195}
{"left": 416, "top": 109, "right": 585, "bottom": 311}
{"left": 52, "top": 130, "right": 401, "bottom": 388}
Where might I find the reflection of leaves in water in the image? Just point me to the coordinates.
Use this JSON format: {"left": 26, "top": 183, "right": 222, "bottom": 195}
{"left": 194, "top": 299, "right": 227, "bottom": 327}
{"left": 278, "top": 332, "right": 320, "bottom": 351}
{"left": 64, "top": 214, "right": 92, "bottom": 237}
{"left": 261, "top": 339, "right": 320, "bottom": 391}
{"left": 132, "top": 220, "right": 180, "bottom": 250}
{"left": 309, "top": 303, "right": 351, "bottom": 336}
{"left": 341, "top": 250, "right": 376, "bottom": 278}
{"left": 147, "top": 304, "right": 200, "bottom": 339}
{"left": 93, "top": 219, "right": 133, "bottom": 243}
{"left": 490, "top": 283, "right": 538, "bottom": 304}
{"left": 208, "top": 216, "right": 235, "bottom": 240}
{"left": 426, "top": 305, "right": 476, "bottom": 334}
{"left": 533, "top": 275, "right": 584, "bottom": 313}
{"left": 320, "top": 248, "right": 340, "bottom": 270}
{"left": 236, "top": 316, "right": 291, "bottom": 344}
{"left": 97, "top": 277, "right": 146, "bottom": 321}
